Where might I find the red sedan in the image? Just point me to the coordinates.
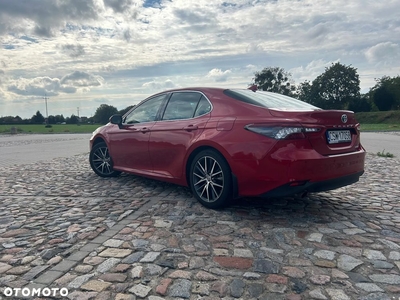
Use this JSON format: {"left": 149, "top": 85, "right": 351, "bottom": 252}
{"left": 89, "top": 87, "right": 365, "bottom": 208}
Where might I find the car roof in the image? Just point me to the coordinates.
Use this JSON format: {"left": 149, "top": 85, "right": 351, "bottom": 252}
{"left": 160, "top": 87, "right": 227, "bottom": 93}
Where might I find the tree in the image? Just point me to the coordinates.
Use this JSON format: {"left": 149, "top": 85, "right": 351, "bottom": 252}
{"left": 252, "top": 67, "right": 295, "bottom": 96}
{"left": 47, "top": 115, "right": 56, "bottom": 124}
{"left": 119, "top": 105, "right": 135, "bottom": 116}
{"left": 371, "top": 76, "right": 400, "bottom": 111}
{"left": 54, "top": 114, "right": 65, "bottom": 124}
{"left": 93, "top": 104, "right": 118, "bottom": 124}
{"left": 296, "top": 80, "right": 313, "bottom": 103}
{"left": 308, "top": 62, "right": 360, "bottom": 110}
{"left": 31, "top": 111, "right": 45, "bottom": 124}
{"left": 66, "top": 114, "right": 79, "bottom": 124}
{"left": 348, "top": 95, "right": 372, "bottom": 112}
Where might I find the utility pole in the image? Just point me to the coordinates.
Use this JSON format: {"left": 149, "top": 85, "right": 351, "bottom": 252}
{"left": 77, "top": 107, "right": 80, "bottom": 118}
{"left": 43, "top": 94, "right": 49, "bottom": 124}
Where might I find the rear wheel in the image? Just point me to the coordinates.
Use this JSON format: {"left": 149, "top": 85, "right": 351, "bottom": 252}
{"left": 89, "top": 142, "right": 121, "bottom": 177}
{"left": 189, "top": 149, "right": 232, "bottom": 209}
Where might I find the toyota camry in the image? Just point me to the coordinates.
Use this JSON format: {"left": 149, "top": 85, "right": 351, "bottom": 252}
{"left": 89, "top": 87, "right": 365, "bottom": 208}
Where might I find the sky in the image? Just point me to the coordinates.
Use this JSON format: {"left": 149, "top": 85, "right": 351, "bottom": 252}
{"left": 0, "top": 0, "right": 399, "bottom": 119}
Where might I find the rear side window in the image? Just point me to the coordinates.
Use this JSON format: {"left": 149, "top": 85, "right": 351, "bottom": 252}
{"left": 194, "top": 96, "right": 211, "bottom": 117}
{"left": 162, "top": 92, "right": 202, "bottom": 120}
{"left": 224, "top": 89, "right": 320, "bottom": 111}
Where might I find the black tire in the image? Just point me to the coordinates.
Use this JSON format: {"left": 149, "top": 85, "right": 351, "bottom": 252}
{"left": 89, "top": 142, "right": 121, "bottom": 177}
{"left": 189, "top": 149, "right": 232, "bottom": 209}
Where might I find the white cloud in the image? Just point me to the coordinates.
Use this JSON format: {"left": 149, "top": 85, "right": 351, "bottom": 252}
{"left": 206, "top": 69, "right": 232, "bottom": 82}
{"left": 60, "top": 71, "right": 104, "bottom": 88}
{"left": 142, "top": 79, "right": 177, "bottom": 90}
{"left": 290, "top": 59, "right": 339, "bottom": 83}
{"left": 365, "top": 42, "right": 400, "bottom": 65}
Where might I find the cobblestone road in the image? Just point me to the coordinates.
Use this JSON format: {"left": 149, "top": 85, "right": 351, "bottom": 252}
{"left": 1, "top": 135, "right": 400, "bottom": 300}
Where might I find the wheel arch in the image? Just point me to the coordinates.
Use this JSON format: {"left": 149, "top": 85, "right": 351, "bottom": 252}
{"left": 91, "top": 136, "right": 107, "bottom": 149}
{"left": 184, "top": 144, "right": 238, "bottom": 199}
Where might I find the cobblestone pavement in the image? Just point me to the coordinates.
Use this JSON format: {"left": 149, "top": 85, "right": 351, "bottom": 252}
{"left": 1, "top": 144, "right": 400, "bottom": 299}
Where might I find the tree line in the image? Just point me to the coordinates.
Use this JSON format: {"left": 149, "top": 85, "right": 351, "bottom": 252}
{"left": 0, "top": 106, "right": 134, "bottom": 125}
{"left": 253, "top": 63, "right": 400, "bottom": 112}
{"left": 0, "top": 112, "right": 83, "bottom": 125}
{"left": 1, "top": 62, "right": 399, "bottom": 125}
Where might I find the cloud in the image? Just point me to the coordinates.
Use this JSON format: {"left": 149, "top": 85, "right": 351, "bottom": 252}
{"left": 61, "top": 44, "right": 86, "bottom": 58}
{"left": 8, "top": 77, "right": 66, "bottom": 96}
{"left": 1, "top": 0, "right": 399, "bottom": 118}
{"left": 6, "top": 71, "right": 102, "bottom": 97}
{"left": 142, "top": 79, "right": 177, "bottom": 90}
{"left": 365, "top": 42, "right": 400, "bottom": 65}
{"left": 206, "top": 69, "right": 232, "bottom": 82}
{"left": 290, "top": 59, "right": 338, "bottom": 83}
{"left": 103, "top": 0, "right": 140, "bottom": 17}
{"left": 0, "top": 0, "right": 100, "bottom": 37}
{"left": 60, "top": 71, "right": 104, "bottom": 87}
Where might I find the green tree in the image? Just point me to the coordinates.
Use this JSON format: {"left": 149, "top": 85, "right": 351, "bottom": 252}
{"left": 47, "top": 115, "right": 56, "bottom": 124}
{"left": 252, "top": 67, "right": 295, "bottom": 96}
{"left": 308, "top": 62, "right": 360, "bottom": 109}
{"left": 348, "top": 95, "right": 372, "bottom": 112}
{"left": 371, "top": 76, "right": 400, "bottom": 111}
{"left": 54, "top": 114, "right": 65, "bottom": 123}
{"left": 296, "top": 80, "right": 313, "bottom": 103}
{"left": 66, "top": 114, "right": 79, "bottom": 124}
{"left": 93, "top": 104, "right": 118, "bottom": 124}
{"left": 118, "top": 105, "right": 135, "bottom": 116}
{"left": 31, "top": 111, "right": 45, "bottom": 124}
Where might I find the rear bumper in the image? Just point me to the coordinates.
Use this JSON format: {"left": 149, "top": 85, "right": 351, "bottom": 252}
{"left": 231, "top": 142, "right": 366, "bottom": 197}
{"left": 260, "top": 170, "right": 364, "bottom": 198}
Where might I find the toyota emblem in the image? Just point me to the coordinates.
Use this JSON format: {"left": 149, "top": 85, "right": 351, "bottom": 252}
{"left": 341, "top": 114, "right": 348, "bottom": 123}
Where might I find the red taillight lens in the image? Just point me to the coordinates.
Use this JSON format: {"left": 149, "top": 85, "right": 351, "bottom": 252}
{"left": 245, "top": 125, "right": 320, "bottom": 140}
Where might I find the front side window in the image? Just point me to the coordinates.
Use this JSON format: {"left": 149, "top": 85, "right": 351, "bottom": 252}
{"left": 124, "top": 94, "right": 166, "bottom": 124}
{"left": 162, "top": 92, "right": 202, "bottom": 120}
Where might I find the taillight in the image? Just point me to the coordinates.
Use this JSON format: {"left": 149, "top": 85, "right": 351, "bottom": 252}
{"left": 245, "top": 125, "right": 320, "bottom": 140}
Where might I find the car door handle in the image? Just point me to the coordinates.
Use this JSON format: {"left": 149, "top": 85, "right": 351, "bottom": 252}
{"left": 140, "top": 127, "right": 150, "bottom": 133}
{"left": 183, "top": 125, "right": 198, "bottom": 131}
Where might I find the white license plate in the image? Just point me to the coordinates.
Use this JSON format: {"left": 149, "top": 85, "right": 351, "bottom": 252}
{"left": 327, "top": 130, "right": 351, "bottom": 144}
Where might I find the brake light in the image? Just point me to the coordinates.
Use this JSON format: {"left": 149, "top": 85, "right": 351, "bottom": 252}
{"left": 245, "top": 125, "right": 320, "bottom": 140}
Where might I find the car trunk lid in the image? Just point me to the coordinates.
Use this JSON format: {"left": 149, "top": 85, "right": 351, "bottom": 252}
{"left": 269, "top": 109, "right": 361, "bottom": 156}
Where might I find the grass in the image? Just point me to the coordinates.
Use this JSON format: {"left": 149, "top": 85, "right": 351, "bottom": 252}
{"left": 355, "top": 110, "right": 400, "bottom": 124}
{"left": 359, "top": 124, "right": 400, "bottom": 131}
{"left": 0, "top": 124, "right": 100, "bottom": 134}
{"left": 377, "top": 149, "right": 394, "bottom": 158}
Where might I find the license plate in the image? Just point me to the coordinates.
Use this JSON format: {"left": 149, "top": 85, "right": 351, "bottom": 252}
{"left": 327, "top": 130, "right": 351, "bottom": 144}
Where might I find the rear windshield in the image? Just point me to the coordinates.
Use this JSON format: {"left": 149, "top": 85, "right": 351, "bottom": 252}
{"left": 224, "top": 89, "right": 320, "bottom": 111}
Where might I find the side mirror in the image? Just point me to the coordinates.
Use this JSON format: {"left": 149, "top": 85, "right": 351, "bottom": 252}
{"left": 109, "top": 114, "right": 123, "bottom": 129}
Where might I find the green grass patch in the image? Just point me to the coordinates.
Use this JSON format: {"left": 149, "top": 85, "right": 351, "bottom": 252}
{"left": 0, "top": 124, "right": 100, "bottom": 134}
{"left": 377, "top": 149, "right": 394, "bottom": 158}
{"left": 359, "top": 124, "right": 400, "bottom": 131}
{"left": 356, "top": 110, "right": 400, "bottom": 124}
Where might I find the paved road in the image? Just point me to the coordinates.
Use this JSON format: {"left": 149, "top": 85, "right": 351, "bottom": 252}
{"left": 0, "top": 133, "right": 400, "bottom": 300}
{"left": 361, "top": 132, "right": 400, "bottom": 158}
{"left": 0, "top": 134, "right": 91, "bottom": 168}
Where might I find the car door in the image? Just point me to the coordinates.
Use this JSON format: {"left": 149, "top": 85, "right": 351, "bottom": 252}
{"left": 108, "top": 94, "right": 166, "bottom": 175}
{"left": 149, "top": 92, "right": 212, "bottom": 179}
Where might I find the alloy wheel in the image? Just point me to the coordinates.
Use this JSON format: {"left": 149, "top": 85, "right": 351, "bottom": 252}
{"left": 192, "top": 155, "right": 224, "bottom": 203}
{"left": 92, "top": 145, "right": 113, "bottom": 176}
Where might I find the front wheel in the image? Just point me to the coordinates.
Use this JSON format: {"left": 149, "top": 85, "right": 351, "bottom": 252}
{"left": 89, "top": 142, "right": 121, "bottom": 177}
{"left": 189, "top": 149, "right": 232, "bottom": 209}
